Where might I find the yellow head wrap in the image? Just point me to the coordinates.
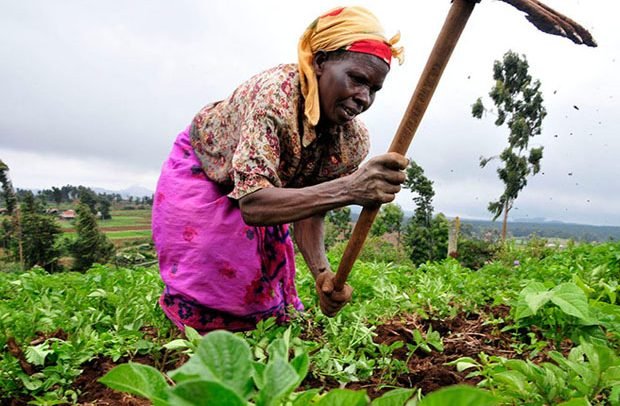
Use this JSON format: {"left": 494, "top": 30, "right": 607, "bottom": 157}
{"left": 298, "top": 6, "right": 404, "bottom": 126}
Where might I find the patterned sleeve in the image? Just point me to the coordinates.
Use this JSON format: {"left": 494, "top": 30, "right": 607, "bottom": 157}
{"left": 228, "top": 107, "right": 282, "bottom": 200}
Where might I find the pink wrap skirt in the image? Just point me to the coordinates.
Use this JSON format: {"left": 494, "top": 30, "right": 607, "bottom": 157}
{"left": 152, "top": 127, "right": 303, "bottom": 332}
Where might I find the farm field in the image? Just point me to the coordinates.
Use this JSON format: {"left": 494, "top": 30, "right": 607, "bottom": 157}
{"left": 1, "top": 241, "right": 618, "bottom": 405}
{"left": 60, "top": 209, "right": 152, "bottom": 247}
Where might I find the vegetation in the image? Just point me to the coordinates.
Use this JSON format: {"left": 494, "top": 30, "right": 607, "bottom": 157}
{"left": 17, "top": 192, "right": 62, "bottom": 272}
{"left": 324, "top": 207, "right": 352, "bottom": 249}
{"left": 1, "top": 238, "right": 618, "bottom": 404}
{"left": 69, "top": 204, "right": 115, "bottom": 272}
{"left": 402, "top": 160, "right": 449, "bottom": 266}
{"left": 472, "top": 50, "right": 546, "bottom": 241}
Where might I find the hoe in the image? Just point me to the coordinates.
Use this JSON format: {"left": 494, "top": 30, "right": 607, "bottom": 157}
{"left": 334, "top": 0, "right": 597, "bottom": 292}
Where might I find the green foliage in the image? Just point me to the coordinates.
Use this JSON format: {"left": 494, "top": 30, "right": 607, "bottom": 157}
{"left": 3, "top": 235, "right": 620, "bottom": 404}
{"left": 18, "top": 192, "right": 63, "bottom": 272}
{"left": 472, "top": 51, "right": 546, "bottom": 239}
{"left": 78, "top": 187, "right": 99, "bottom": 215}
{"left": 70, "top": 203, "right": 115, "bottom": 271}
{"left": 0, "top": 159, "right": 17, "bottom": 215}
{"left": 371, "top": 203, "right": 404, "bottom": 238}
{"left": 324, "top": 207, "right": 352, "bottom": 249}
{"left": 404, "top": 213, "right": 449, "bottom": 267}
{"left": 511, "top": 281, "right": 607, "bottom": 345}
{"left": 401, "top": 160, "right": 448, "bottom": 266}
{"left": 328, "top": 235, "right": 409, "bottom": 265}
{"left": 0, "top": 265, "right": 174, "bottom": 402}
{"left": 451, "top": 342, "right": 620, "bottom": 404}
{"left": 455, "top": 237, "right": 500, "bottom": 270}
{"left": 102, "top": 329, "right": 492, "bottom": 406}
{"left": 98, "top": 198, "right": 112, "bottom": 220}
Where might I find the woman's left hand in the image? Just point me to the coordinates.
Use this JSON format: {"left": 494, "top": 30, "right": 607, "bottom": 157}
{"left": 315, "top": 270, "right": 353, "bottom": 317}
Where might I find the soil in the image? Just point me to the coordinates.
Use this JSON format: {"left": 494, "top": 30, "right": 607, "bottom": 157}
{"left": 5, "top": 305, "right": 558, "bottom": 405}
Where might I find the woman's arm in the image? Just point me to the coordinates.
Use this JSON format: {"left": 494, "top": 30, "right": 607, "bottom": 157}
{"left": 239, "top": 152, "right": 408, "bottom": 226}
{"left": 293, "top": 213, "right": 352, "bottom": 316}
{"left": 293, "top": 213, "right": 330, "bottom": 279}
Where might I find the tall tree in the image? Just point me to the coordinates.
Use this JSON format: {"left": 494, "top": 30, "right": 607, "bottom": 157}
{"left": 371, "top": 203, "right": 404, "bottom": 242}
{"left": 98, "top": 198, "right": 112, "bottom": 220}
{"left": 70, "top": 203, "right": 115, "bottom": 271}
{"left": 402, "top": 160, "right": 448, "bottom": 266}
{"left": 78, "top": 187, "right": 98, "bottom": 215}
{"left": 19, "top": 192, "right": 62, "bottom": 271}
{"left": 472, "top": 50, "right": 546, "bottom": 241}
{"left": 0, "top": 160, "right": 22, "bottom": 266}
{"left": 0, "top": 160, "right": 18, "bottom": 215}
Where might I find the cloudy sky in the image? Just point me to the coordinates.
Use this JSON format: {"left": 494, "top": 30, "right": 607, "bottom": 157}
{"left": 1, "top": 0, "right": 618, "bottom": 226}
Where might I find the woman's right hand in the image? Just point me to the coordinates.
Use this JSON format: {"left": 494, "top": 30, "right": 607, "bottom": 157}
{"left": 347, "top": 152, "right": 408, "bottom": 208}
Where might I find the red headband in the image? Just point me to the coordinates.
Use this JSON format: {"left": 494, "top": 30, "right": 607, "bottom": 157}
{"left": 346, "top": 39, "right": 392, "bottom": 66}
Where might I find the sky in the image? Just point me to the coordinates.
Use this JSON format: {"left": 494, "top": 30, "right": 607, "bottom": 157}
{"left": 1, "top": 0, "right": 618, "bottom": 226}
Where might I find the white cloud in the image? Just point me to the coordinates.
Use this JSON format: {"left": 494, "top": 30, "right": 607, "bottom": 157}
{"left": 1, "top": 0, "right": 617, "bottom": 225}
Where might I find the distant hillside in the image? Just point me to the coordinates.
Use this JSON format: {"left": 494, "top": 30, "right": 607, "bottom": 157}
{"left": 92, "top": 185, "right": 154, "bottom": 199}
{"left": 348, "top": 206, "right": 619, "bottom": 242}
{"left": 460, "top": 219, "right": 620, "bottom": 242}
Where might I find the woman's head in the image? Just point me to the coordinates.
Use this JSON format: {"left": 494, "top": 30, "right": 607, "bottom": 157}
{"left": 298, "top": 6, "right": 404, "bottom": 127}
{"left": 313, "top": 50, "right": 389, "bottom": 127}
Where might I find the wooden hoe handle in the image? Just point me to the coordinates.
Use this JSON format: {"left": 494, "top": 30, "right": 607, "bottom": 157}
{"left": 334, "top": 0, "right": 479, "bottom": 291}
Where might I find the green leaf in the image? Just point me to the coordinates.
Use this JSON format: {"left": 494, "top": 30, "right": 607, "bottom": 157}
{"left": 267, "top": 337, "right": 289, "bottom": 360}
{"left": 493, "top": 370, "right": 529, "bottom": 394}
{"left": 25, "top": 343, "right": 53, "bottom": 366}
{"left": 514, "top": 282, "right": 549, "bottom": 319}
{"left": 418, "top": 385, "right": 499, "bottom": 406}
{"left": 169, "top": 380, "right": 246, "bottom": 406}
{"left": 163, "top": 339, "right": 191, "bottom": 351}
{"left": 291, "top": 352, "right": 310, "bottom": 384}
{"left": 184, "top": 325, "right": 202, "bottom": 345}
{"left": 371, "top": 388, "right": 416, "bottom": 406}
{"left": 550, "top": 283, "right": 595, "bottom": 323}
{"left": 99, "top": 362, "right": 169, "bottom": 403}
{"left": 523, "top": 283, "right": 553, "bottom": 315}
{"left": 610, "top": 385, "right": 620, "bottom": 404}
{"left": 252, "top": 361, "right": 266, "bottom": 390}
{"left": 257, "top": 356, "right": 300, "bottom": 406}
{"left": 316, "top": 389, "right": 369, "bottom": 406}
{"left": 171, "top": 330, "right": 253, "bottom": 397}
{"left": 292, "top": 388, "right": 321, "bottom": 406}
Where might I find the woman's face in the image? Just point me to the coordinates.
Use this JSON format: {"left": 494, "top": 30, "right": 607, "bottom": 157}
{"left": 313, "top": 51, "right": 389, "bottom": 127}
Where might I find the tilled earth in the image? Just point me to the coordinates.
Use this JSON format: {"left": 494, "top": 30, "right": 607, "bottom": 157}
{"left": 6, "top": 305, "right": 564, "bottom": 405}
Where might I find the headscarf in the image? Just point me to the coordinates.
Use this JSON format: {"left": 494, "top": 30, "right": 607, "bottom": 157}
{"left": 298, "top": 6, "right": 404, "bottom": 126}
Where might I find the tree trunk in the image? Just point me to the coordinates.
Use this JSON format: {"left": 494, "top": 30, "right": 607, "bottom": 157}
{"left": 501, "top": 202, "right": 509, "bottom": 241}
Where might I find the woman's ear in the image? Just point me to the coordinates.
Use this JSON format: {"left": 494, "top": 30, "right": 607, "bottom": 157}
{"left": 312, "top": 51, "right": 328, "bottom": 76}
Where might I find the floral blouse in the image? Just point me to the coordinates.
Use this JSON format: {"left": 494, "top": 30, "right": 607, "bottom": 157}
{"left": 190, "top": 64, "right": 370, "bottom": 200}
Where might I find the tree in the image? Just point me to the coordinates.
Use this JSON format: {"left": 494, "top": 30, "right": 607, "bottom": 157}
{"left": 371, "top": 202, "right": 404, "bottom": 243}
{"left": 51, "top": 186, "right": 63, "bottom": 206}
{"left": 472, "top": 50, "right": 546, "bottom": 241}
{"left": 0, "top": 160, "right": 18, "bottom": 215}
{"left": 78, "top": 187, "right": 98, "bottom": 215}
{"left": 19, "top": 192, "right": 62, "bottom": 271}
{"left": 70, "top": 203, "right": 115, "bottom": 271}
{"left": 324, "top": 207, "right": 352, "bottom": 249}
{"left": 0, "top": 160, "right": 22, "bottom": 265}
{"left": 98, "top": 198, "right": 112, "bottom": 220}
{"left": 402, "top": 160, "right": 448, "bottom": 266}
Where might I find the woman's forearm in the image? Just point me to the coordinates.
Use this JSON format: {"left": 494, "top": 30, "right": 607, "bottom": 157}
{"left": 293, "top": 214, "right": 329, "bottom": 279}
{"left": 239, "top": 177, "right": 354, "bottom": 226}
{"left": 238, "top": 152, "right": 409, "bottom": 226}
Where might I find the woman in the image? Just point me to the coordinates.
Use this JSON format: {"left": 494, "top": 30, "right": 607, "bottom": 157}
{"left": 152, "top": 6, "right": 408, "bottom": 333}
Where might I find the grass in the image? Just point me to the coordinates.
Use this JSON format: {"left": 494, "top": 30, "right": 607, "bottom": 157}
{"left": 105, "top": 230, "right": 152, "bottom": 240}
